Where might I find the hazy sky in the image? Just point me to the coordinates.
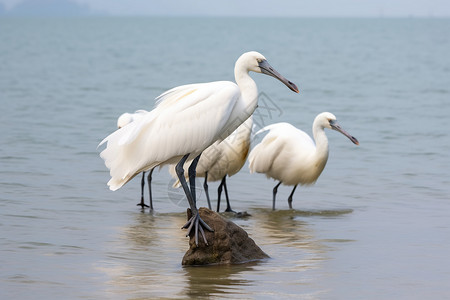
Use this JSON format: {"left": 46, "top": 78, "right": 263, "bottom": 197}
{"left": 1, "top": 0, "right": 450, "bottom": 17}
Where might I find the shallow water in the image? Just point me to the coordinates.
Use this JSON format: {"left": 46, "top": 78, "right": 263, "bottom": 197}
{"left": 1, "top": 17, "right": 450, "bottom": 299}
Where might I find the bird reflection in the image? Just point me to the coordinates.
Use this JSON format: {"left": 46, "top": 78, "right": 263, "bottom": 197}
{"left": 120, "top": 211, "right": 158, "bottom": 249}
{"left": 119, "top": 210, "right": 190, "bottom": 254}
{"left": 249, "top": 207, "right": 352, "bottom": 250}
{"left": 98, "top": 211, "right": 188, "bottom": 297}
{"left": 99, "top": 206, "right": 353, "bottom": 298}
{"left": 250, "top": 208, "right": 314, "bottom": 246}
{"left": 182, "top": 261, "right": 262, "bottom": 299}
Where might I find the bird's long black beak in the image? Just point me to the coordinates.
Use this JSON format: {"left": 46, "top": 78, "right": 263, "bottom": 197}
{"left": 258, "top": 60, "right": 299, "bottom": 93}
{"left": 330, "top": 121, "right": 359, "bottom": 145}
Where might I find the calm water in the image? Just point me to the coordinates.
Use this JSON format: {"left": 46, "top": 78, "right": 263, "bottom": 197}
{"left": 1, "top": 17, "right": 450, "bottom": 299}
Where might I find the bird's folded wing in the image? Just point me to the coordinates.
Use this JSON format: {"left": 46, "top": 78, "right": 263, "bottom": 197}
{"left": 99, "top": 81, "right": 240, "bottom": 190}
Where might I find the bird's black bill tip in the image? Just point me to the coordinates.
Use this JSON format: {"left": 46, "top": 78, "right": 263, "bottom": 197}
{"left": 288, "top": 81, "right": 300, "bottom": 93}
{"left": 345, "top": 133, "right": 359, "bottom": 145}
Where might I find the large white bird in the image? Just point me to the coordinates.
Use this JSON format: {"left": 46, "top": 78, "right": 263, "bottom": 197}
{"left": 249, "top": 112, "right": 359, "bottom": 210}
{"left": 99, "top": 51, "right": 299, "bottom": 245}
{"left": 169, "top": 116, "right": 253, "bottom": 213}
{"left": 117, "top": 110, "right": 155, "bottom": 210}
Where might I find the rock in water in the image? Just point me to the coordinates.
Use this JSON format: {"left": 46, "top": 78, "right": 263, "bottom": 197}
{"left": 182, "top": 207, "right": 269, "bottom": 266}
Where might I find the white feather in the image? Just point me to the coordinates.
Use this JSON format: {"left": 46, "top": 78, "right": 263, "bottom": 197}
{"left": 100, "top": 81, "right": 240, "bottom": 190}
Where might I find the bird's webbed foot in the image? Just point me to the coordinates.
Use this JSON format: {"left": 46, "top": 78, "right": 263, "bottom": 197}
{"left": 182, "top": 211, "right": 214, "bottom": 246}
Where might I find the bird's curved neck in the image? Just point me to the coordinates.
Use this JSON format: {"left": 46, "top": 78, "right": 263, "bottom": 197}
{"left": 312, "top": 123, "right": 329, "bottom": 165}
{"left": 234, "top": 65, "right": 258, "bottom": 115}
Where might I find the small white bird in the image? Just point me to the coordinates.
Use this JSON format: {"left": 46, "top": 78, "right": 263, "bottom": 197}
{"left": 249, "top": 112, "right": 359, "bottom": 210}
{"left": 117, "top": 110, "right": 155, "bottom": 210}
{"left": 169, "top": 116, "right": 253, "bottom": 213}
{"left": 99, "top": 51, "right": 299, "bottom": 245}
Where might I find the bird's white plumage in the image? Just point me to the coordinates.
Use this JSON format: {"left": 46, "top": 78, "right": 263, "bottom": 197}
{"left": 117, "top": 110, "right": 147, "bottom": 129}
{"left": 197, "top": 115, "right": 253, "bottom": 180}
{"left": 249, "top": 112, "right": 359, "bottom": 188}
{"left": 169, "top": 116, "right": 253, "bottom": 186}
{"left": 249, "top": 113, "right": 359, "bottom": 210}
{"left": 100, "top": 82, "right": 247, "bottom": 190}
{"left": 249, "top": 121, "right": 326, "bottom": 186}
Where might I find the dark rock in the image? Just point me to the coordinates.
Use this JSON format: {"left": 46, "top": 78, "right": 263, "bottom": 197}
{"left": 182, "top": 207, "right": 269, "bottom": 266}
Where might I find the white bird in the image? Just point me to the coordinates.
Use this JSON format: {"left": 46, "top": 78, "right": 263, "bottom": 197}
{"left": 169, "top": 116, "right": 253, "bottom": 213}
{"left": 99, "top": 51, "right": 299, "bottom": 245}
{"left": 249, "top": 112, "right": 359, "bottom": 210}
{"left": 117, "top": 110, "right": 155, "bottom": 210}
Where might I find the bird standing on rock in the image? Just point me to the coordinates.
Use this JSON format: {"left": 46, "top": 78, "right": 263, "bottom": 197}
{"left": 99, "top": 51, "right": 299, "bottom": 246}
{"left": 249, "top": 112, "right": 359, "bottom": 210}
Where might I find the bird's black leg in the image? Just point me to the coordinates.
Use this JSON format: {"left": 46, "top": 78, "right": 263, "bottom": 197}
{"left": 203, "top": 172, "right": 212, "bottom": 210}
{"left": 287, "top": 185, "right": 298, "bottom": 209}
{"left": 272, "top": 181, "right": 282, "bottom": 210}
{"left": 147, "top": 168, "right": 154, "bottom": 210}
{"left": 188, "top": 154, "right": 201, "bottom": 205}
{"left": 178, "top": 153, "right": 213, "bottom": 246}
{"left": 176, "top": 154, "right": 194, "bottom": 207}
{"left": 137, "top": 172, "right": 150, "bottom": 208}
{"left": 216, "top": 178, "right": 223, "bottom": 212}
{"left": 222, "top": 176, "right": 235, "bottom": 213}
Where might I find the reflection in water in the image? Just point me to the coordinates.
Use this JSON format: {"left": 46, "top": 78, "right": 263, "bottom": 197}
{"left": 96, "top": 210, "right": 266, "bottom": 299}
{"left": 96, "top": 207, "right": 354, "bottom": 298}
{"left": 244, "top": 207, "right": 355, "bottom": 297}
{"left": 181, "top": 262, "right": 261, "bottom": 299}
{"left": 252, "top": 208, "right": 314, "bottom": 245}
{"left": 121, "top": 211, "right": 158, "bottom": 249}
{"left": 96, "top": 211, "right": 189, "bottom": 298}
{"left": 249, "top": 207, "right": 352, "bottom": 246}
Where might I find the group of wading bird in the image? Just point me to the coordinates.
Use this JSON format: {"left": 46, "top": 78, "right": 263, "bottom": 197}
{"left": 99, "top": 51, "right": 359, "bottom": 246}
